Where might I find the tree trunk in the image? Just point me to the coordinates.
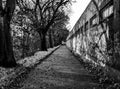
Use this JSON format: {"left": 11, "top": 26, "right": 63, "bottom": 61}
{"left": 0, "top": 16, "right": 17, "bottom": 67}
{"left": 37, "top": 33, "right": 42, "bottom": 50}
{"left": 0, "top": 17, "right": 5, "bottom": 65}
{"left": 38, "top": 30, "right": 47, "bottom": 51}
{"left": 49, "top": 30, "right": 53, "bottom": 48}
{"left": 41, "top": 32, "right": 47, "bottom": 51}
{"left": 0, "top": 0, "right": 17, "bottom": 67}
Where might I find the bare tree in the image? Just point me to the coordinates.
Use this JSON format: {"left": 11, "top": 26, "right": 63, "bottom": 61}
{"left": 16, "top": 0, "right": 71, "bottom": 51}
{"left": 32, "top": 0, "right": 71, "bottom": 50}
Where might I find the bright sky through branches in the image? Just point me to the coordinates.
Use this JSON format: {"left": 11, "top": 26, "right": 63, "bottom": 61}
{"left": 68, "top": 0, "right": 91, "bottom": 31}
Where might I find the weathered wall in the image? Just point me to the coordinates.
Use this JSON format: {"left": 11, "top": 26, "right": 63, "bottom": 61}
{"left": 66, "top": 0, "right": 119, "bottom": 68}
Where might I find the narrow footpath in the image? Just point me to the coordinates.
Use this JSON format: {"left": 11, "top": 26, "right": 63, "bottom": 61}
{"left": 11, "top": 46, "right": 101, "bottom": 89}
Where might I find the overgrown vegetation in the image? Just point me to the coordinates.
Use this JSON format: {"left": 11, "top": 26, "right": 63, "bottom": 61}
{"left": 0, "top": 0, "right": 71, "bottom": 67}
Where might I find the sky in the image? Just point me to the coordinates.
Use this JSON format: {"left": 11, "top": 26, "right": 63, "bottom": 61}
{"left": 68, "top": 0, "right": 91, "bottom": 31}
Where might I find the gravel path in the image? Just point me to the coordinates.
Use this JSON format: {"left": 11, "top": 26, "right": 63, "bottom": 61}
{"left": 9, "top": 46, "right": 101, "bottom": 89}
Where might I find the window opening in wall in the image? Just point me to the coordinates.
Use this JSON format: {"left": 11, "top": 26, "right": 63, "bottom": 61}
{"left": 81, "top": 26, "right": 83, "bottom": 34}
{"left": 85, "top": 21, "right": 88, "bottom": 31}
{"left": 90, "top": 14, "right": 97, "bottom": 27}
{"left": 102, "top": 5, "right": 113, "bottom": 19}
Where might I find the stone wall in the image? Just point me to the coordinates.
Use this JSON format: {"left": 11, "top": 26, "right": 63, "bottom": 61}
{"left": 66, "top": 0, "right": 120, "bottom": 69}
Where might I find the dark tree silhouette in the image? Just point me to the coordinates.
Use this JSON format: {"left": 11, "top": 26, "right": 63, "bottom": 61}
{"left": 0, "top": 0, "right": 17, "bottom": 67}
{"left": 48, "top": 11, "right": 69, "bottom": 47}
{"left": 17, "top": 0, "right": 71, "bottom": 51}
{"left": 33, "top": 0, "right": 71, "bottom": 51}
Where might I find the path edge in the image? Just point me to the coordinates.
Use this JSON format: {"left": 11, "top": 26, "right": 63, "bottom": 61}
{"left": 0, "top": 45, "right": 61, "bottom": 89}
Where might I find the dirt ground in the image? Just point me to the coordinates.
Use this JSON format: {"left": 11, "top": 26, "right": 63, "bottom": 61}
{"left": 7, "top": 46, "right": 101, "bottom": 89}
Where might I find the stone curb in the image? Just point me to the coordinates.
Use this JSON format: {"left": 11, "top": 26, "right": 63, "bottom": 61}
{"left": 0, "top": 45, "right": 61, "bottom": 89}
